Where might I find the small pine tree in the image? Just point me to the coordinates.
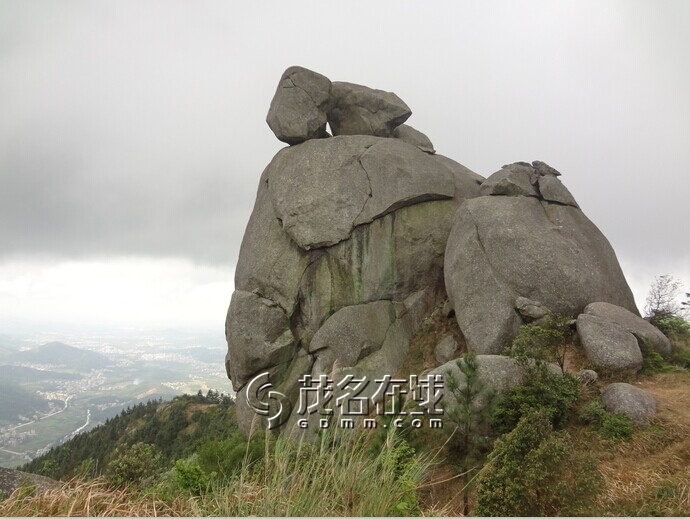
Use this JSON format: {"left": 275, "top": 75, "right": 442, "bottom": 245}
{"left": 443, "top": 352, "right": 495, "bottom": 515}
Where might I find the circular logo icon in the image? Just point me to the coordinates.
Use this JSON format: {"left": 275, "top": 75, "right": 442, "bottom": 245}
{"left": 245, "top": 372, "right": 292, "bottom": 429}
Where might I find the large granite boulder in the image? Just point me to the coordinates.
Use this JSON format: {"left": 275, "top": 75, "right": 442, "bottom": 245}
{"left": 577, "top": 314, "right": 643, "bottom": 373}
{"left": 445, "top": 161, "right": 638, "bottom": 354}
{"left": 583, "top": 302, "right": 672, "bottom": 357}
{"left": 328, "top": 81, "right": 411, "bottom": 137}
{"left": 266, "top": 66, "right": 332, "bottom": 144}
{"left": 602, "top": 382, "right": 657, "bottom": 425}
{"left": 226, "top": 69, "right": 484, "bottom": 434}
{"left": 0, "top": 467, "right": 58, "bottom": 499}
{"left": 267, "top": 136, "right": 455, "bottom": 250}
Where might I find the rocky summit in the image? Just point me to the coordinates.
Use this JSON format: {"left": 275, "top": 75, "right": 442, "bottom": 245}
{"left": 225, "top": 66, "right": 666, "bottom": 433}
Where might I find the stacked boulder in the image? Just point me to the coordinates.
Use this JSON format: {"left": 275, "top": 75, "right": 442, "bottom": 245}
{"left": 227, "top": 66, "right": 483, "bottom": 431}
{"left": 226, "top": 66, "right": 670, "bottom": 433}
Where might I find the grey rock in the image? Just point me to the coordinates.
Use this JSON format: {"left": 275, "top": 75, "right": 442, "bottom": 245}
{"left": 268, "top": 136, "right": 456, "bottom": 251}
{"left": 268, "top": 135, "right": 377, "bottom": 249}
{"left": 577, "top": 314, "right": 643, "bottom": 373}
{"left": 0, "top": 467, "right": 58, "bottom": 499}
{"left": 435, "top": 335, "right": 458, "bottom": 365}
{"left": 234, "top": 165, "right": 310, "bottom": 315}
{"left": 392, "top": 124, "right": 435, "bottom": 153}
{"left": 354, "top": 138, "right": 455, "bottom": 225}
{"left": 537, "top": 175, "right": 579, "bottom": 207}
{"left": 442, "top": 299, "right": 455, "bottom": 317}
{"left": 445, "top": 193, "right": 638, "bottom": 354}
{"left": 532, "top": 160, "right": 561, "bottom": 177}
{"left": 328, "top": 81, "right": 411, "bottom": 137}
{"left": 225, "top": 290, "right": 296, "bottom": 390}
{"left": 577, "top": 369, "right": 599, "bottom": 385}
{"left": 515, "top": 296, "right": 551, "bottom": 321}
{"left": 430, "top": 355, "right": 528, "bottom": 413}
{"left": 266, "top": 66, "right": 332, "bottom": 144}
{"left": 584, "top": 301, "right": 672, "bottom": 357}
{"left": 480, "top": 163, "right": 539, "bottom": 197}
{"left": 602, "top": 382, "right": 657, "bottom": 425}
{"left": 310, "top": 301, "right": 396, "bottom": 374}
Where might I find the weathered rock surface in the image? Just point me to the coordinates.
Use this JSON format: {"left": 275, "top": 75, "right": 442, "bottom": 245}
{"left": 577, "top": 369, "right": 599, "bottom": 386}
{"left": 480, "top": 163, "right": 539, "bottom": 197}
{"left": 431, "top": 355, "right": 528, "bottom": 412}
{"left": 309, "top": 300, "right": 396, "bottom": 374}
{"left": 445, "top": 161, "right": 638, "bottom": 354}
{"left": 435, "top": 335, "right": 458, "bottom": 364}
{"left": 266, "top": 66, "right": 332, "bottom": 144}
{"left": 515, "top": 296, "right": 551, "bottom": 321}
{"left": 584, "top": 302, "right": 672, "bottom": 357}
{"left": 602, "top": 382, "right": 657, "bottom": 425}
{"left": 225, "top": 290, "right": 296, "bottom": 389}
{"left": 0, "top": 467, "right": 58, "bottom": 499}
{"left": 392, "top": 124, "right": 435, "bottom": 153}
{"left": 577, "top": 314, "right": 643, "bottom": 373}
{"left": 537, "top": 175, "right": 578, "bottom": 207}
{"left": 267, "top": 136, "right": 456, "bottom": 251}
{"left": 328, "top": 81, "right": 411, "bottom": 137}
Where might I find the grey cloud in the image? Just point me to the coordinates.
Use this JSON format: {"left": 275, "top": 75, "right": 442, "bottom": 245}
{"left": 0, "top": 0, "right": 688, "bottom": 277}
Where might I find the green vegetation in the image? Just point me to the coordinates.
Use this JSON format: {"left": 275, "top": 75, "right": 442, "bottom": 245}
{"left": 5, "top": 297, "right": 690, "bottom": 516}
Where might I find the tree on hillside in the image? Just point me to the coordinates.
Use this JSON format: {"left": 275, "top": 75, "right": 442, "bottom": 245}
{"left": 644, "top": 274, "right": 683, "bottom": 320}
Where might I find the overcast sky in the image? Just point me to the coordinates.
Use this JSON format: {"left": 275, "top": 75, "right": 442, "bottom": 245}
{"left": 1, "top": 0, "right": 688, "bottom": 333}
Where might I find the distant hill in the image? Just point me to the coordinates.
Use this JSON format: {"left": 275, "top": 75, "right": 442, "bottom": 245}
{"left": 0, "top": 384, "right": 53, "bottom": 422}
{"left": 8, "top": 342, "right": 111, "bottom": 371}
{"left": 0, "top": 365, "right": 81, "bottom": 385}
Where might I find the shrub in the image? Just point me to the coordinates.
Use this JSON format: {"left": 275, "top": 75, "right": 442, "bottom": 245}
{"left": 504, "top": 314, "right": 573, "bottom": 373}
{"left": 106, "top": 442, "right": 161, "bottom": 488}
{"left": 578, "top": 400, "right": 633, "bottom": 441}
{"left": 490, "top": 363, "right": 580, "bottom": 434}
{"left": 173, "top": 457, "right": 210, "bottom": 496}
{"left": 475, "top": 410, "right": 601, "bottom": 516}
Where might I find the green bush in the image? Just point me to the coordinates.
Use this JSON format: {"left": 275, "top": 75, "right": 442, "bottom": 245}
{"left": 640, "top": 337, "right": 668, "bottom": 374}
{"left": 491, "top": 364, "right": 580, "bottom": 434}
{"left": 600, "top": 412, "right": 634, "bottom": 441}
{"left": 504, "top": 314, "right": 573, "bottom": 373}
{"left": 173, "top": 457, "right": 210, "bottom": 496}
{"left": 107, "top": 442, "right": 162, "bottom": 488}
{"left": 578, "top": 400, "right": 633, "bottom": 441}
{"left": 475, "top": 410, "right": 601, "bottom": 516}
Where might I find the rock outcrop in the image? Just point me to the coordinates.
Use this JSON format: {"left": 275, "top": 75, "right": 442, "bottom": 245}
{"left": 227, "top": 67, "right": 482, "bottom": 433}
{"left": 226, "top": 67, "right": 641, "bottom": 434}
{"left": 583, "top": 302, "right": 671, "bottom": 357}
{"left": 445, "top": 161, "right": 638, "bottom": 354}
{"left": 577, "top": 314, "right": 643, "bottom": 373}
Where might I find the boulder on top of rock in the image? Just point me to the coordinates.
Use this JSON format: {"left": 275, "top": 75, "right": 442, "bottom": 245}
{"left": 328, "top": 81, "right": 411, "bottom": 137}
{"left": 602, "top": 382, "right": 657, "bottom": 425}
{"left": 268, "top": 136, "right": 455, "bottom": 250}
{"left": 532, "top": 160, "right": 561, "bottom": 177}
{"left": 577, "top": 314, "right": 643, "bottom": 373}
{"left": 584, "top": 302, "right": 672, "bottom": 357}
{"left": 480, "top": 163, "right": 539, "bottom": 197}
{"left": 266, "top": 66, "right": 332, "bottom": 144}
{"left": 445, "top": 162, "right": 638, "bottom": 354}
{"left": 537, "top": 175, "right": 578, "bottom": 207}
{"left": 392, "top": 124, "right": 435, "bottom": 153}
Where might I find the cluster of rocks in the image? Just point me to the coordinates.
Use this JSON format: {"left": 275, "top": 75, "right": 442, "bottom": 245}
{"left": 225, "top": 66, "right": 668, "bottom": 432}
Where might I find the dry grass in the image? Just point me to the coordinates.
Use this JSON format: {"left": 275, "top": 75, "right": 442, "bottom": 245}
{"left": 571, "top": 370, "right": 690, "bottom": 516}
{"left": 0, "top": 478, "right": 184, "bottom": 517}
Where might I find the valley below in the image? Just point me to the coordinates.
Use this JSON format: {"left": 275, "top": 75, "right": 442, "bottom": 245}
{"left": 0, "top": 330, "right": 231, "bottom": 468}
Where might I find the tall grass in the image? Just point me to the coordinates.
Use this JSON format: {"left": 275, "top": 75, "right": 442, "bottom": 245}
{"left": 1, "top": 426, "right": 441, "bottom": 517}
